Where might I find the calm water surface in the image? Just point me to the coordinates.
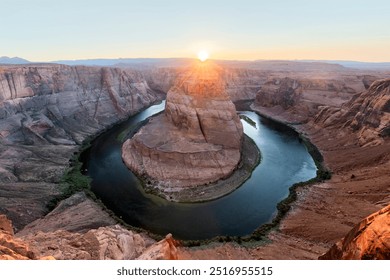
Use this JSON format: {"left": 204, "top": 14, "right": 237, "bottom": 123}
{"left": 82, "top": 101, "right": 316, "bottom": 240}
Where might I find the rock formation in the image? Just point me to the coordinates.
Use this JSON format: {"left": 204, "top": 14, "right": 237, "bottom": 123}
{"left": 122, "top": 62, "right": 243, "bottom": 192}
{"left": 9, "top": 193, "right": 178, "bottom": 260}
{"left": 0, "top": 214, "right": 54, "bottom": 260}
{"left": 348, "top": 79, "right": 390, "bottom": 145}
{"left": 11, "top": 221, "right": 178, "bottom": 260}
{"left": 137, "top": 234, "right": 179, "bottom": 260}
{"left": 255, "top": 77, "right": 302, "bottom": 109}
{"left": 319, "top": 204, "right": 390, "bottom": 260}
{"left": 315, "top": 78, "right": 390, "bottom": 146}
{"left": 17, "top": 192, "right": 117, "bottom": 235}
{"left": 21, "top": 225, "right": 151, "bottom": 260}
{"left": 0, "top": 65, "right": 160, "bottom": 145}
{"left": 252, "top": 76, "right": 367, "bottom": 124}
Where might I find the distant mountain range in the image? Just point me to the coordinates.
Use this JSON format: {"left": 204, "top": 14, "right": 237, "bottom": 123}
{"left": 1, "top": 55, "right": 390, "bottom": 70}
{"left": 0, "top": 56, "right": 30, "bottom": 64}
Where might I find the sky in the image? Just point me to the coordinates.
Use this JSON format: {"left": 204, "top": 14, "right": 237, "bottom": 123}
{"left": 1, "top": 0, "right": 390, "bottom": 62}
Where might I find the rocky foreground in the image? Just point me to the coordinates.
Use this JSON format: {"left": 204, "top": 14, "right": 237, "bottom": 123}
{"left": 0, "top": 62, "right": 389, "bottom": 259}
{"left": 122, "top": 62, "right": 245, "bottom": 198}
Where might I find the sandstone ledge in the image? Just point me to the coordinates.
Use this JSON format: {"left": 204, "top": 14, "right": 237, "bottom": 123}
{"left": 138, "top": 135, "right": 260, "bottom": 203}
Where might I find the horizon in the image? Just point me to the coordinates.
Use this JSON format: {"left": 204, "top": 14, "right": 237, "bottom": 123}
{"left": 1, "top": 1, "right": 390, "bottom": 62}
{"left": 2, "top": 55, "right": 390, "bottom": 64}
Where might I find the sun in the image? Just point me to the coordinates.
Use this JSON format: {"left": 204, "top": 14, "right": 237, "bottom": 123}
{"left": 197, "top": 50, "right": 209, "bottom": 62}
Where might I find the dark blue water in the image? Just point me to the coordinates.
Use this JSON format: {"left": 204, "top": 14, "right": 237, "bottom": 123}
{"left": 82, "top": 101, "right": 317, "bottom": 240}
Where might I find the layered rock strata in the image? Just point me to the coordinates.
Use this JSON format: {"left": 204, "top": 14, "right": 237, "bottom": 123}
{"left": 13, "top": 193, "right": 178, "bottom": 260}
{"left": 0, "top": 65, "right": 162, "bottom": 230}
{"left": 315, "top": 78, "right": 390, "bottom": 146}
{"left": 1, "top": 211, "right": 178, "bottom": 260}
{"left": 122, "top": 62, "right": 244, "bottom": 194}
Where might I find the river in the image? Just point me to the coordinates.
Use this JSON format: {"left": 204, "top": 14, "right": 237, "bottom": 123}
{"left": 81, "top": 101, "right": 317, "bottom": 240}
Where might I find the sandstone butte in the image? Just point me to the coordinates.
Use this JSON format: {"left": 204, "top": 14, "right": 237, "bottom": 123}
{"left": 122, "top": 62, "right": 244, "bottom": 193}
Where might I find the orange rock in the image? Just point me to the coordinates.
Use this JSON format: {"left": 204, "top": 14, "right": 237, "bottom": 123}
{"left": 137, "top": 234, "right": 178, "bottom": 260}
{"left": 0, "top": 214, "right": 55, "bottom": 260}
{"left": 319, "top": 204, "right": 390, "bottom": 260}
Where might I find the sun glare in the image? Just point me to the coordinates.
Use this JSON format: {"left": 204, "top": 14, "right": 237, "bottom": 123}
{"left": 197, "top": 50, "right": 209, "bottom": 62}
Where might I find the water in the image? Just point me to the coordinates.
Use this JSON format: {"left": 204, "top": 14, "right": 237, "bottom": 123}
{"left": 82, "top": 101, "right": 317, "bottom": 240}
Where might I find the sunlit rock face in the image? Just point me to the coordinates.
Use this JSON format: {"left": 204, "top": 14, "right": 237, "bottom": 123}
{"left": 122, "top": 62, "right": 243, "bottom": 189}
{"left": 165, "top": 62, "right": 243, "bottom": 148}
{"left": 319, "top": 204, "right": 390, "bottom": 260}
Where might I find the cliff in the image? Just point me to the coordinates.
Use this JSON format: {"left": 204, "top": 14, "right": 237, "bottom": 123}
{"left": 251, "top": 75, "right": 367, "bottom": 124}
{"left": 0, "top": 64, "right": 161, "bottom": 145}
{"left": 315, "top": 78, "right": 390, "bottom": 146}
{"left": 0, "top": 64, "right": 162, "bottom": 230}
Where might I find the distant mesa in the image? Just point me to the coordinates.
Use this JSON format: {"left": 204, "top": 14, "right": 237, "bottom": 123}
{"left": 121, "top": 61, "right": 257, "bottom": 201}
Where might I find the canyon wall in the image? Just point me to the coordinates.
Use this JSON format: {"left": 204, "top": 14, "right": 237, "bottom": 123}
{"left": 0, "top": 65, "right": 161, "bottom": 145}
{"left": 0, "top": 64, "right": 162, "bottom": 230}
{"left": 252, "top": 75, "right": 370, "bottom": 124}
{"left": 315, "top": 78, "right": 390, "bottom": 146}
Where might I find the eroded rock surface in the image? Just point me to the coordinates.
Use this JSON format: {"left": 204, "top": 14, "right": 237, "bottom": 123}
{"left": 252, "top": 76, "right": 367, "bottom": 124}
{"left": 0, "top": 215, "right": 53, "bottom": 260}
{"left": 137, "top": 234, "right": 179, "bottom": 260}
{"left": 21, "top": 225, "right": 156, "bottom": 260}
{"left": 17, "top": 192, "right": 117, "bottom": 236}
{"left": 319, "top": 204, "right": 390, "bottom": 260}
{"left": 122, "top": 62, "right": 243, "bottom": 190}
{"left": 9, "top": 193, "right": 177, "bottom": 260}
{"left": 315, "top": 78, "right": 390, "bottom": 146}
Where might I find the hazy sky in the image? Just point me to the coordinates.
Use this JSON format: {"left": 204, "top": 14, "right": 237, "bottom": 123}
{"left": 1, "top": 0, "right": 390, "bottom": 62}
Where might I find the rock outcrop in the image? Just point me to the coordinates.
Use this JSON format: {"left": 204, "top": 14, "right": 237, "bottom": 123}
{"left": 17, "top": 192, "right": 117, "bottom": 235}
{"left": 0, "top": 215, "right": 54, "bottom": 260}
{"left": 348, "top": 79, "right": 390, "bottom": 145}
{"left": 122, "top": 62, "right": 243, "bottom": 192}
{"left": 137, "top": 234, "right": 179, "bottom": 260}
{"left": 255, "top": 77, "right": 302, "bottom": 109}
{"left": 315, "top": 78, "right": 390, "bottom": 146}
{"left": 2, "top": 209, "right": 177, "bottom": 260}
{"left": 10, "top": 193, "right": 178, "bottom": 260}
{"left": 319, "top": 204, "right": 390, "bottom": 260}
{"left": 252, "top": 76, "right": 366, "bottom": 124}
{"left": 20, "top": 225, "right": 152, "bottom": 260}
